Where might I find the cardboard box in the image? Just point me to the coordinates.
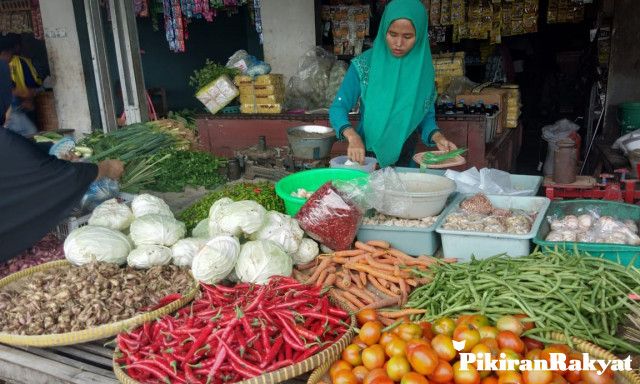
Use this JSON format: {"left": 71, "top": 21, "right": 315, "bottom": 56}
{"left": 239, "top": 93, "right": 284, "bottom": 105}
{"left": 240, "top": 103, "right": 283, "bottom": 114}
{"left": 234, "top": 74, "right": 284, "bottom": 87}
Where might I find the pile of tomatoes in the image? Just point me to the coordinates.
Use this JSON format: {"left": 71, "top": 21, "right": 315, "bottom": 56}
{"left": 327, "top": 309, "right": 614, "bottom": 384}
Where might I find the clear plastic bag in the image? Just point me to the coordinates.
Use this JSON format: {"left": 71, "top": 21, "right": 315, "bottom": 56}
{"left": 445, "top": 167, "right": 535, "bottom": 196}
{"left": 294, "top": 182, "right": 363, "bottom": 251}
{"left": 545, "top": 208, "right": 640, "bottom": 245}
{"left": 80, "top": 178, "right": 120, "bottom": 212}
{"left": 285, "top": 47, "right": 346, "bottom": 110}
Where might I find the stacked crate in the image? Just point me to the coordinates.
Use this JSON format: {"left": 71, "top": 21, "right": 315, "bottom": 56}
{"left": 235, "top": 74, "right": 285, "bottom": 114}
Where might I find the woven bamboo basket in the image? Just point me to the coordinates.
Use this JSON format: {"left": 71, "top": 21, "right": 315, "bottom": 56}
{"left": 113, "top": 309, "right": 356, "bottom": 384}
{"left": 307, "top": 331, "right": 640, "bottom": 384}
{"left": 0, "top": 260, "right": 198, "bottom": 347}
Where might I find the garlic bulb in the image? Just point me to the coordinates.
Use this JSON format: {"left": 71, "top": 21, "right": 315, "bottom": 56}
{"left": 563, "top": 215, "right": 579, "bottom": 230}
{"left": 577, "top": 214, "right": 593, "bottom": 230}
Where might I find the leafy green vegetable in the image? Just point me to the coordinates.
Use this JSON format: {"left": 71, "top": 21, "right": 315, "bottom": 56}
{"left": 146, "top": 150, "right": 227, "bottom": 193}
{"left": 179, "top": 182, "right": 285, "bottom": 231}
{"left": 422, "top": 148, "right": 467, "bottom": 165}
{"left": 189, "top": 60, "right": 240, "bottom": 91}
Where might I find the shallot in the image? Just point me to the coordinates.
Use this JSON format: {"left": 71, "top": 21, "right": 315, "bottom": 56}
{"left": 0, "top": 233, "right": 65, "bottom": 279}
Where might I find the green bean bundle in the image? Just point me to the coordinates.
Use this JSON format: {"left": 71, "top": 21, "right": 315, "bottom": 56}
{"left": 407, "top": 249, "right": 640, "bottom": 353}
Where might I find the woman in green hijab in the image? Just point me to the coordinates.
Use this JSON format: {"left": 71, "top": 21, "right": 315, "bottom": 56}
{"left": 329, "top": 0, "right": 456, "bottom": 168}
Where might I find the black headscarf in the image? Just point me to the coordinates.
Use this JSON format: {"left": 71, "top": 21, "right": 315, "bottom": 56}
{"left": 0, "top": 129, "right": 98, "bottom": 261}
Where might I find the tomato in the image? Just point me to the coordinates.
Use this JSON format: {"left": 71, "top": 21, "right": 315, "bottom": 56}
{"left": 522, "top": 337, "right": 544, "bottom": 353}
{"left": 480, "top": 338, "right": 500, "bottom": 357}
{"left": 420, "top": 321, "right": 435, "bottom": 340}
{"left": 334, "top": 370, "right": 359, "bottom": 384}
{"left": 433, "top": 317, "right": 457, "bottom": 337}
{"left": 498, "top": 372, "right": 523, "bottom": 384}
{"left": 429, "top": 360, "right": 455, "bottom": 383}
{"left": 522, "top": 370, "right": 553, "bottom": 384}
{"left": 496, "top": 316, "right": 524, "bottom": 337}
{"left": 402, "top": 372, "right": 431, "bottom": 384}
{"left": 457, "top": 315, "right": 475, "bottom": 327}
{"left": 432, "top": 334, "right": 457, "bottom": 361}
{"left": 353, "top": 366, "right": 370, "bottom": 384}
{"left": 362, "top": 344, "right": 386, "bottom": 370}
{"left": 353, "top": 336, "right": 370, "bottom": 349}
{"left": 469, "top": 315, "right": 491, "bottom": 330}
{"left": 379, "top": 332, "right": 397, "bottom": 348}
{"left": 482, "top": 377, "right": 499, "bottom": 384}
{"left": 580, "top": 370, "right": 614, "bottom": 384}
{"left": 479, "top": 326, "right": 499, "bottom": 339}
{"left": 496, "top": 349, "right": 521, "bottom": 376}
{"left": 406, "top": 339, "right": 432, "bottom": 356}
{"left": 331, "top": 360, "right": 354, "bottom": 378}
{"left": 540, "top": 345, "right": 570, "bottom": 372}
{"left": 360, "top": 322, "right": 384, "bottom": 346}
{"left": 357, "top": 309, "right": 379, "bottom": 326}
{"left": 550, "top": 373, "right": 568, "bottom": 384}
{"left": 525, "top": 348, "right": 543, "bottom": 361}
{"left": 369, "top": 377, "right": 395, "bottom": 384}
{"left": 452, "top": 361, "right": 481, "bottom": 384}
{"left": 453, "top": 325, "right": 481, "bottom": 352}
{"left": 398, "top": 323, "right": 424, "bottom": 341}
{"left": 364, "top": 368, "right": 389, "bottom": 384}
{"left": 408, "top": 345, "right": 439, "bottom": 376}
{"left": 471, "top": 343, "right": 492, "bottom": 362}
{"left": 513, "top": 314, "right": 535, "bottom": 332}
{"left": 385, "top": 338, "right": 407, "bottom": 358}
{"left": 563, "top": 370, "right": 581, "bottom": 384}
{"left": 343, "top": 344, "right": 363, "bottom": 366}
{"left": 496, "top": 331, "right": 525, "bottom": 354}
{"left": 387, "top": 356, "right": 412, "bottom": 381}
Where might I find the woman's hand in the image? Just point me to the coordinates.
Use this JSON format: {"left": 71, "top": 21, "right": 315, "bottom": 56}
{"left": 343, "top": 127, "right": 366, "bottom": 164}
{"left": 432, "top": 132, "right": 457, "bottom": 152}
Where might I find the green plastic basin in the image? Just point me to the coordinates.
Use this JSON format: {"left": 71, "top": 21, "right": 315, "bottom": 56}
{"left": 275, "top": 168, "right": 368, "bottom": 216}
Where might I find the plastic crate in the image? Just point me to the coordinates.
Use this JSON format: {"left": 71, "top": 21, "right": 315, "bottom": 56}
{"left": 436, "top": 194, "right": 551, "bottom": 260}
{"left": 53, "top": 193, "right": 136, "bottom": 240}
{"left": 356, "top": 195, "right": 458, "bottom": 256}
{"left": 533, "top": 199, "right": 640, "bottom": 267}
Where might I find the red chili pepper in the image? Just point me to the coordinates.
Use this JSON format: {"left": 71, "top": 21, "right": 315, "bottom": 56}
{"left": 296, "top": 344, "right": 322, "bottom": 362}
{"left": 181, "top": 322, "right": 214, "bottom": 366}
{"left": 244, "top": 285, "right": 267, "bottom": 312}
{"left": 294, "top": 324, "right": 320, "bottom": 341}
{"left": 267, "top": 358, "right": 294, "bottom": 372}
{"left": 284, "top": 341, "right": 293, "bottom": 361}
{"left": 259, "top": 335, "right": 283, "bottom": 368}
{"left": 216, "top": 336, "right": 262, "bottom": 376}
{"left": 328, "top": 306, "right": 349, "bottom": 318}
{"left": 205, "top": 347, "right": 227, "bottom": 383}
{"left": 126, "top": 362, "right": 171, "bottom": 384}
{"left": 184, "top": 363, "right": 201, "bottom": 384}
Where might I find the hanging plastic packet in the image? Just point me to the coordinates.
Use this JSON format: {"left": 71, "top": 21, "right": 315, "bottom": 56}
{"left": 80, "top": 178, "right": 120, "bottom": 212}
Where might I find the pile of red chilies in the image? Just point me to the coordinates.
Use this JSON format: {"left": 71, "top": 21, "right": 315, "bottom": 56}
{"left": 115, "top": 276, "right": 350, "bottom": 384}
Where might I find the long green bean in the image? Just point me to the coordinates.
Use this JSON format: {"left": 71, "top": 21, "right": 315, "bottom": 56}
{"left": 406, "top": 250, "right": 640, "bottom": 353}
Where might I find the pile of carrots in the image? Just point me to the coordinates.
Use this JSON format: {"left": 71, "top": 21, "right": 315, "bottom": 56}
{"left": 293, "top": 240, "right": 456, "bottom": 325}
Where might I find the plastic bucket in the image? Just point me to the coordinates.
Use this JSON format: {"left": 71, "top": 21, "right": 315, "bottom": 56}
{"left": 618, "top": 102, "right": 640, "bottom": 135}
{"left": 329, "top": 156, "right": 377, "bottom": 173}
{"left": 275, "top": 168, "right": 368, "bottom": 216}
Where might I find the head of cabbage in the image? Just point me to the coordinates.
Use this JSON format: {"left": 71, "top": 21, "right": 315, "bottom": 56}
{"left": 217, "top": 200, "right": 267, "bottom": 237}
{"left": 130, "top": 214, "right": 186, "bottom": 247}
{"left": 171, "top": 238, "right": 207, "bottom": 267}
{"left": 192, "top": 219, "right": 210, "bottom": 239}
{"left": 131, "top": 194, "right": 173, "bottom": 218}
{"left": 127, "top": 245, "right": 173, "bottom": 269}
{"left": 250, "top": 211, "right": 304, "bottom": 254}
{"left": 235, "top": 240, "right": 292, "bottom": 285}
{"left": 208, "top": 197, "right": 234, "bottom": 237}
{"left": 191, "top": 236, "right": 241, "bottom": 284}
{"left": 292, "top": 238, "right": 320, "bottom": 265}
{"left": 64, "top": 225, "right": 132, "bottom": 266}
{"left": 87, "top": 198, "right": 134, "bottom": 231}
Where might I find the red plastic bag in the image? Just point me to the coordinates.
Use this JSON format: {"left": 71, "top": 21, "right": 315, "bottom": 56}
{"left": 295, "top": 182, "right": 362, "bottom": 251}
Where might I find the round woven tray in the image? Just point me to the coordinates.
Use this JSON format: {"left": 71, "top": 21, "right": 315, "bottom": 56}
{"left": 0, "top": 260, "right": 198, "bottom": 347}
{"left": 307, "top": 331, "right": 640, "bottom": 384}
{"left": 112, "top": 312, "right": 356, "bottom": 384}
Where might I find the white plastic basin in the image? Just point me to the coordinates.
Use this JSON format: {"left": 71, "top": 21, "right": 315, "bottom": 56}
{"left": 376, "top": 173, "right": 456, "bottom": 219}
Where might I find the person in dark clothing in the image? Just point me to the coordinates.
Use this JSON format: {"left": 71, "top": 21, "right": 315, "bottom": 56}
{"left": 0, "top": 126, "right": 124, "bottom": 261}
{"left": 0, "top": 40, "right": 14, "bottom": 126}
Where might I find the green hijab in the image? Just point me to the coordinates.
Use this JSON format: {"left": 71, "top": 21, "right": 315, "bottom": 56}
{"left": 352, "top": 0, "right": 435, "bottom": 167}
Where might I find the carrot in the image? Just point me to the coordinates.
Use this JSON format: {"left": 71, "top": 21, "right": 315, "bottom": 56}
{"left": 308, "top": 258, "right": 331, "bottom": 283}
{"left": 399, "top": 278, "right": 408, "bottom": 304}
{"left": 324, "top": 274, "right": 337, "bottom": 288}
{"left": 347, "top": 286, "right": 376, "bottom": 304}
{"left": 345, "top": 263, "right": 404, "bottom": 284}
{"left": 354, "top": 241, "right": 379, "bottom": 253}
{"left": 359, "top": 271, "right": 367, "bottom": 287}
{"left": 315, "top": 267, "right": 330, "bottom": 287}
{"left": 335, "top": 271, "right": 352, "bottom": 290}
{"left": 379, "top": 317, "right": 395, "bottom": 326}
{"left": 372, "top": 250, "right": 387, "bottom": 258}
{"left": 333, "top": 249, "right": 366, "bottom": 257}
{"left": 330, "top": 290, "right": 357, "bottom": 312}
{"left": 443, "top": 257, "right": 458, "bottom": 263}
{"left": 389, "top": 283, "right": 401, "bottom": 295}
{"left": 351, "top": 270, "right": 364, "bottom": 289}
{"left": 378, "top": 309, "right": 427, "bottom": 318}
{"left": 405, "top": 279, "right": 418, "bottom": 287}
{"left": 331, "top": 257, "right": 349, "bottom": 264}
{"left": 360, "top": 296, "right": 401, "bottom": 310}
{"left": 368, "top": 275, "right": 397, "bottom": 297}
{"left": 387, "top": 248, "right": 412, "bottom": 260}
{"left": 364, "top": 254, "right": 396, "bottom": 272}
{"left": 366, "top": 240, "right": 390, "bottom": 249}
{"left": 375, "top": 257, "right": 398, "bottom": 265}
{"left": 340, "top": 290, "right": 366, "bottom": 309}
